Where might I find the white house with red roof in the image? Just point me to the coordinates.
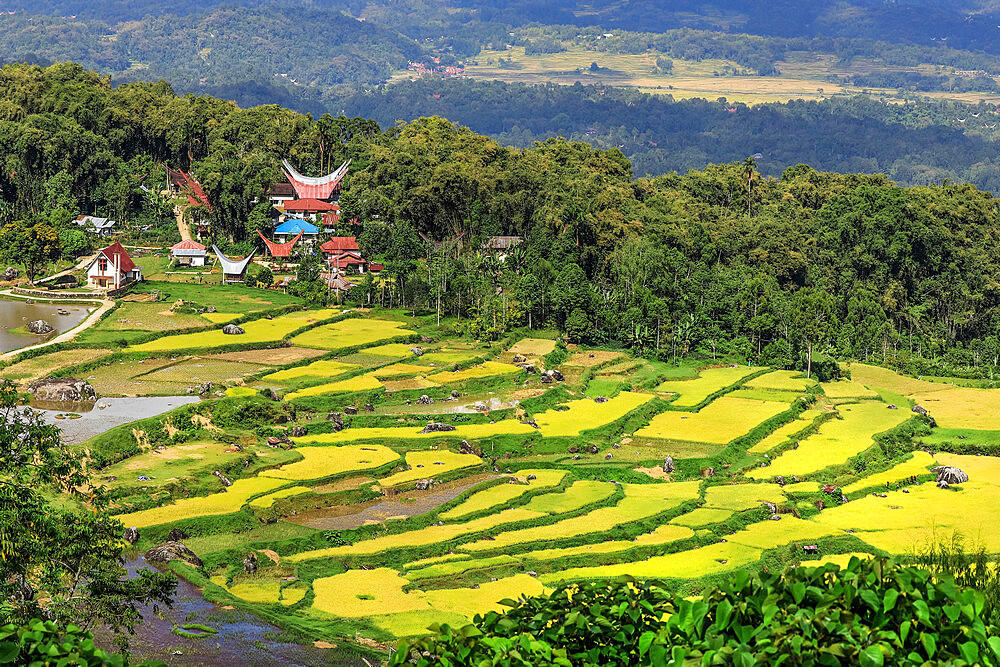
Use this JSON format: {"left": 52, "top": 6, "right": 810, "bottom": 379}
{"left": 86, "top": 241, "right": 142, "bottom": 289}
{"left": 319, "top": 236, "right": 383, "bottom": 275}
{"left": 170, "top": 239, "right": 208, "bottom": 267}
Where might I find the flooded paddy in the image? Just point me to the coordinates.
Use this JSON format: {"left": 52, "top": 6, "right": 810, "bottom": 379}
{"left": 0, "top": 297, "right": 93, "bottom": 352}
{"left": 32, "top": 395, "right": 202, "bottom": 444}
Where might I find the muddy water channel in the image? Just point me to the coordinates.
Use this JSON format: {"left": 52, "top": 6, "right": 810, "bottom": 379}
{"left": 32, "top": 395, "right": 202, "bottom": 444}
{"left": 93, "top": 557, "right": 367, "bottom": 666}
{"left": 0, "top": 298, "right": 93, "bottom": 352}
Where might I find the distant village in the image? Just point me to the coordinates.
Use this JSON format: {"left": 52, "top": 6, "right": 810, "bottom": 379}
{"left": 69, "top": 159, "right": 518, "bottom": 296}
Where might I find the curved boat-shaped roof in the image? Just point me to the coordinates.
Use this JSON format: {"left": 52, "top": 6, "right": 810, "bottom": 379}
{"left": 281, "top": 159, "right": 350, "bottom": 200}
{"left": 212, "top": 245, "right": 256, "bottom": 277}
{"left": 257, "top": 229, "right": 302, "bottom": 258}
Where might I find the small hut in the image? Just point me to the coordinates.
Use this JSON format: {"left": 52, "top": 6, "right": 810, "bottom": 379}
{"left": 212, "top": 245, "right": 257, "bottom": 284}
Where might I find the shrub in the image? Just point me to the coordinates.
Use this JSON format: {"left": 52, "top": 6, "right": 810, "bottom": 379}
{"left": 0, "top": 619, "right": 128, "bottom": 666}
{"left": 390, "top": 558, "right": 1000, "bottom": 666}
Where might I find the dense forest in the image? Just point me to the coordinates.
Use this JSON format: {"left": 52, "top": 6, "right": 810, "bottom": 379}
{"left": 335, "top": 79, "right": 1000, "bottom": 193}
{"left": 4, "top": 62, "right": 1000, "bottom": 379}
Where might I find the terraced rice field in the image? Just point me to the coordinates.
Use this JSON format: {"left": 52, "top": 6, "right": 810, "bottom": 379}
{"left": 291, "top": 318, "right": 413, "bottom": 350}
{"left": 129, "top": 309, "right": 340, "bottom": 352}
{"left": 655, "top": 366, "right": 763, "bottom": 407}
{"left": 636, "top": 396, "right": 789, "bottom": 444}
{"left": 92, "top": 315, "right": 1000, "bottom": 643}
{"left": 532, "top": 391, "right": 654, "bottom": 436}
{"left": 747, "top": 403, "right": 909, "bottom": 478}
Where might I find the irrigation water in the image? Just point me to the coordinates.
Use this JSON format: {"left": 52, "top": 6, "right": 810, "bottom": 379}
{"left": 0, "top": 298, "right": 92, "bottom": 352}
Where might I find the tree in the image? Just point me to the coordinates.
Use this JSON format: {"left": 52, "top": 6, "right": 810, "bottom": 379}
{"left": 59, "top": 228, "right": 90, "bottom": 259}
{"left": 0, "top": 382, "right": 175, "bottom": 647}
{"left": 565, "top": 308, "right": 591, "bottom": 343}
{"left": 0, "top": 218, "right": 62, "bottom": 283}
{"left": 792, "top": 287, "right": 836, "bottom": 378}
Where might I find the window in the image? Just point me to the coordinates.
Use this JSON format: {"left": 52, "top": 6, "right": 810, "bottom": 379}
{"left": 97, "top": 258, "right": 108, "bottom": 274}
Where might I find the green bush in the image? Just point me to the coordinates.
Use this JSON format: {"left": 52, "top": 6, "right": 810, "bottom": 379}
{"left": 0, "top": 619, "right": 138, "bottom": 666}
{"left": 390, "top": 558, "right": 1000, "bottom": 666}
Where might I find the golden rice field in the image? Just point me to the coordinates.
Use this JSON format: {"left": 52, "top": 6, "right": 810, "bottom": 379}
{"left": 283, "top": 373, "right": 384, "bottom": 400}
{"left": 532, "top": 391, "right": 654, "bottom": 437}
{"left": 290, "top": 318, "right": 413, "bottom": 350}
{"left": 747, "top": 403, "right": 909, "bottom": 478}
{"left": 129, "top": 309, "right": 340, "bottom": 352}
{"left": 91, "top": 314, "right": 1000, "bottom": 643}
{"left": 655, "top": 366, "right": 763, "bottom": 407}
{"left": 259, "top": 445, "right": 399, "bottom": 481}
{"left": 378, "top": 450, "right": 484, "bottom": 488}
{"left": 636, "top": 396, "right": 789, "bottom": 444}
{"left": 429, "top": 361, "right": 522, "bottom": 384}
{"left": 262, "top": 360, "right": 360, "bottom": 382}
{"left": 440, "top": 470, "right": 567, "bottom": 519}
{"left": 117, "top": 477, "right": 287, "bottom": 527}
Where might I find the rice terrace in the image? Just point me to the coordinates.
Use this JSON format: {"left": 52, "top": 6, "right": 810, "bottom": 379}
{"left": 8, "top": 285, "right": 999, "bottom": 662}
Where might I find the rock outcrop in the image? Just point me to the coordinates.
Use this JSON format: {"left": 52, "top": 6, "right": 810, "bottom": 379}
{"left": 3, "top": 267, "right": 18, "bottom": 281}
{"left": 145, "top": 541, "right": 203, "bottom": 567}
{"left": 123, "top": 527, "right": 139, "bottom": 545}
{"left": 27, "top": 320, "right": 54, "bottom": 335}
{"left": 222, "top": 324, "right": 245, "bottom": 335}
{"left": 28, "top": 378, "right": 97, "bottom": 402}
{"left": 662, "top": 456, "right": 675, "bottom": 473}
{"left": 419, "top": 422, "right": 456, "bottom": 434}
{"left": 934, "top": 466, "right": 969, "bottom": 485}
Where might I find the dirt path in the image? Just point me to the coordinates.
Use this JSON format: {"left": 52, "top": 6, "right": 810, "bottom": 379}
{"left": 175, "top": 205, "right": 192, "bottom": 242}
{"left": 35, "top": 252, "right": 100, "bottom": 285}
{"left": 0, "top": 291, "right": 115, "bottom": 362}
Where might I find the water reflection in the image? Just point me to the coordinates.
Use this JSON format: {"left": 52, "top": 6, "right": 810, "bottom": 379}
{"left": 0, "top": 298, "right": 93, "bottom": 352}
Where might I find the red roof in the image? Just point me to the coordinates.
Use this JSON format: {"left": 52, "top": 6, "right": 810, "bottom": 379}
{"left": 258, "top": 229, "right": 302, "bottom": 258}
{"left": 320, "top": 236, "right": 359, "bottom": 253}
{"left": 171, "top": 240, "right": 206, "bottom": 251}
{"left": 284, "top": 198, "right": 337, "bottom": 212}
{"left": 97, "top": 240, "right": 136, "bottom": 273}
{"left": 166, "top": 165, "right": 212, "bottom": 211}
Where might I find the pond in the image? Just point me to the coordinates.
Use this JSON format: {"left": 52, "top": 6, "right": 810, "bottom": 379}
{"left": 32, "top": 395, "right": 203, "bottom": 444}
{"left": 0, "top": 297, "right": 93, "bottom": 353}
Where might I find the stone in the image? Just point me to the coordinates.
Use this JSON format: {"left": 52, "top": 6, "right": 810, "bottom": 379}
{"left": 526, "top": 474, "right": 536, "bottom": 481}
{"left": 473, "top": 402, "right": 490, "bottom": 412}
{"left": 662, "top": 456, "right": 675, "bottom": 473}
{"left": 605, "top": 453, "right": 613, "bottom": 460}
{"left": 934, "top": 466, "right": 969, "bottom": 485}
{"left": 912, "top": 405, "right": 929, "bottom": 416}
{"left": 266, "top": 389, "right": 279, "bottom": 401}
{"left": 289, "top": 426, "right": 307, "bottom": 438}
{"left": 26, "top": 319, "right": 54, "bottom": 335}
{"left": 243, "top": 552, "right": 258, "bottom": 575}
{"left": 512, "top": 354, "right": 526, "bottom": 363}
{"left": 545, "top": 369, "right": 565, "bottom": 381}
{"left": 167, "top": 528, "right": 189, "bottom": 542}
{"left": 415, "top": 479, "right": 432, "bottom": 491}
{"left": 123, "top": 527, "right": 139, "bottom": 545}
{"left": 344, "top": 406, "right": 358, "bottom": 415}
{"left": 197, "top": 382, "right": 213, "bottom": 396}
{"left": 572, "top": 455, "right": 581, "bottom": 460}
{"left": 519, "top": 363, "right": 536, "bottom": 374}
{"left": 774, "top": 475, "right": 786, "bottom": 486}
{"left": 459, "top": 440, "right": 473, "bottom": 455}
{"left": 593, "top": 396, "right": 609, "bottom": 403}
{"left": 410, "top": 347, "right": 424, "bottom": 357}
{"left": 57, "top": 308, "right": 70, "bottom": 316}
{"left": 420, "top": 335, "right": 433, "bottom": 344}
{"left": 762, "top": 501, "right": 777, "bottom": 514}
{"left": 222, "top": 324, "right": 245, "bottom": 335}
{"left": 206, "top": 305, "right": 217, "bottom": 313}
{"left": 588, "top": 445, "right": 599, "bottom": 454}
{"left": 769, "top": 514, "right": 782, "bottom": 521}
{"left": 420, "top": 422, "right": 456, "bottom": 434}
{"left": 213, "top": 470, "right": 233, "bottom": 487}
{"left": 451, "top": 389, "right": 460, "bottom": 398}
{"left": 145, "top": 541, "right": 203, "bottom": 567}
{"left": 28, "top": 378, "right": 97, "bottom": 402}
{"left": 540, "top": 374, "right": 553, "bottom": 384}
{"left": 417, "top": 395, "right": 434, "bottom": 405}
{"left": 887, "top": 404, "right": 898, "bottom": 410}
{"left": 3, "top": 267, "right": 18, "bottom": 281}
{"left": 568, "top": 446, "right": 579, "bottom": 453}
{"left": 364, "top": 403, "right": 375, "bottom": 412}
{"left": 701, "top": 467, "right": 716, "bottom": 478}
{"left": 937, "top": 480, "right": 950, "bottom": 489}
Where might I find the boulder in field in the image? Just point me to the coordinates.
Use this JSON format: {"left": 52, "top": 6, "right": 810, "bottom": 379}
{"left": 934, "top": 466, "right": 968, "bottom": 485}
{"left": 3, "top": 267, "right": 18, "bottom": 281}
{"left": 912, "top": 405, "right": 929, "bottom": 416}
{"left": 28, "top": 378, "right": 97, "bottom": 402}
{"left": 344, "top": 406, "right": 358, "bottom": 415}
{"left": 410, "top": 347, "right": 424, "bottom": 357}
{"left": 27, "top": 320, "right": 54, "bottom": 335}
{"left": 593, "top": 396, "right": 608, "bottom": 403}
{"left": 243, "top": 552, "right": 258, "bottom": 574}
{"left": 289, "top": 426, "right": 307, "bottom": 438}
{"left": 222, "top": 324, "right": 245, "bottom": 335}
{"left": 415, "top": 479, "right": 433, "bottom": 490}
{"left": 419, "top": 422, "right": 456, "bottom": 434}
{"left": 123, "top": 527, "right": 139, "bottom": 545}
{"left": 167, "top": 528, "right": 189, "bottom": 542}
{"left": 662, "top": 456, "right": 675, "bottom": 473}
{"left": 417, "top": 395, "right": 434, "bottom": 405}
{"left": 213, "top": 470, "right": 233, "bottom": 488}
{"left": 145, "top": 541, "right": 203, "bottom": 567}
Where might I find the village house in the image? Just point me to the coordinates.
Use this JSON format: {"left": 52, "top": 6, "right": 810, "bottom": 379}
{"left": 283, "top": 198, "right": 338, "bottom": 221}
{"left": 170, "top": 239, "right": 208, "bottom": 267}
{"left": 86, "top": 241, "right": 142, "bottom": 289}
{"left": 320, "top": 236, "right": 382, "bottom": 275}
{"left": 275, "top": 219, "right": 319, "bottom": 244}
{"left": 73, "top": 215, "right": 116, "bottom": 236}
{"left": 213, "top": 246, "right": 257, "bottom": 284}
{"left": 267, "top": 181, "right": 297, "bottom": 208}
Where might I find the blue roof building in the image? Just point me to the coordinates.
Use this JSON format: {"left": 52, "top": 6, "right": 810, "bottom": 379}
{"left": 275, "top": 218, "right": 319, "bottom": 242}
